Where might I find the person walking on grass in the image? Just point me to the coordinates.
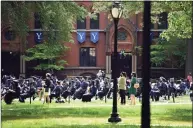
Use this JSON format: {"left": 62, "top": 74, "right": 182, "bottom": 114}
{"left": 129, "top": 72, "right": 137, "bottom": 105}
{"left": 43, "top": 73, "right": 51, "bottom": 104}
{"left": 118, "top": 72, "right": 127, "bottom": 105}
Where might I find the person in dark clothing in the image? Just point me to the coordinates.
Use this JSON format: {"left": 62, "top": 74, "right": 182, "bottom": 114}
{"left": 150, "top": 83, "right": 160, "bottom": 101}
{"left": 81, "top": 79, "right": 88, "bottom": 90}
{"left": 129, "top": 72, "right": 137, "bottom": 105}
{"left": 43, "top": 73, "right": 51, "bottom": 104}
{"left": 190, "top": 81, "right": 193, "bottom": 102}
{"left": 52, "top": 81, "right": 63, "bottom": 103}
{"left": 75, "top": 78, "right": 81, "bottom": 89}
{"left": 101, "top": 71, "right": 105, "bottom": 79}
{"left": 90, "top": 85, "right": 97, "bottom": 97}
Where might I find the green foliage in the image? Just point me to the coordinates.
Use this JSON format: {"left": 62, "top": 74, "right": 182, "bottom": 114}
{"left": 92, "top": 1, "right": 190, "bottom": 68}
{"left": 2, "top": 1, "right": 87, "bottom": 71}
{"left": 34, "top": 63, "right": 66, "bottom": 71}
{"left": 24, "top": 42, "right": 68, "bottom": 71}
{"left": 151, "top": 37, "right": 187, "bottom": 68}
{"left": 25, "top": 42, "right": 69, "bottom": 60}
{"left": 92, "top": 1, "right": 192, "bottom": 39}
{"left": 1, "top": 1, "right": 31, "bottom": 37}
{"left": 152, "top": 2, "right": 192, "bottom": 39}
{"left": 36, "top": 2, "right": 87, "bottom": 42}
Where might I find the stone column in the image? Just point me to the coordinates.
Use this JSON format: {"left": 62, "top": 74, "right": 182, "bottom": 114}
{"left": 20, "top": 55, "right": 26, "bottom": 78}
{"left": 106, "top": 55, "right": 112, "bottom": 78}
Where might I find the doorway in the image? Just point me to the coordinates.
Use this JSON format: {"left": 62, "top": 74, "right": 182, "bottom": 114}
{"left": 111, "top": 52, "right": 132, "bottom": 78}
{"left": 1, "top": 52, "right": 20, "bottom": 78}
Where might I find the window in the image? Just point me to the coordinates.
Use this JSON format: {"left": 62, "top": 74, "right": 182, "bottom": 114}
{"left": 77, "top": 18, "right": 86, "bottom": 29}
{"left": 117, "top": 31, "right": 127, "bottom": 41}
{"left": 90, "top": 13, "right": 99, "bottom": 29}
{"left": 34, "top": 12, "right": 42, "bottom": 29}
{"left": 151, "top": 22, "right": 154, "bottom": 29}
{"left": 80, "top": 47, "right": 96, "bottom": 66}
{"left": 151, "top": 14, "right": 156, "bottom": 29}
{"left": 158, "top": 12, "right": 168, "bottom": 29}
{"left": 4, "top": 30, "right": 16, "bottom": 41}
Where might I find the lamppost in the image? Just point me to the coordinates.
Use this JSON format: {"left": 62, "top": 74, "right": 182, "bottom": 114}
{"left": 108, "top": 1, "right": 123, "bottom": 123}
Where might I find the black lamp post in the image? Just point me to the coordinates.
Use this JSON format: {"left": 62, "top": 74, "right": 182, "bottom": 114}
{"left": 108, "top": 1, "right": 123, "bottom": 123}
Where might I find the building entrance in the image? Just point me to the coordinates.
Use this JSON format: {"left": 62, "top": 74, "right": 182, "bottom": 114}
{"left": 111, "top": 52, "right": 132, "bottom": 78}
{"left": 1, "top": 52, "right": 20, "bottom": 77}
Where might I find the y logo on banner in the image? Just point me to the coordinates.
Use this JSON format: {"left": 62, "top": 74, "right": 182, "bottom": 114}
{"left": 35, "top": 32, "right": 43, "bottom": 43}
{"left": 77, "top": 31, "right": 86, "bottom": 43}
{"left": 90, "top": 31, "right": 99, "bottom": 44}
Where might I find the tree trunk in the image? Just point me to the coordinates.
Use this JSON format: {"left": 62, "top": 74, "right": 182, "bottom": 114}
{"left": 185, "top": 38, "right": 193, "bottom": 76}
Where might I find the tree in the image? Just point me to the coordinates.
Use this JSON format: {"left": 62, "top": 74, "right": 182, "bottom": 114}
{"left": 2, "top": 1, "right": 87, "bottom": 72}
{"left": 92, "top": 1, "right": 192, "bottom": 39}
{"left": 151, "top": 1, "right": 192, "bottom": 39}
{"left": 24, "top": 42, "right": 69, "bottom": 71}
{"left": 151, "top": 37, "right": 187, "bottom": 68}
{"left": 92, "top": 1, "right": 192, "bottom": 70}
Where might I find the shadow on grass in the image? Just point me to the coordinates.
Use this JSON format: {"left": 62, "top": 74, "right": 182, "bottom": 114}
{"left": 41, "top": 125, "right": 139, "bottom": 128}
{"left": 2, "top": 107, "right": 111, "bottom": 121}
{"left": 39, "top": 124, "right": 192, "bottom": 128}
{"left": 2, "top": 103, "right": 191, "bottom": 123}
{"left": 1, "top": 103, "right": 46, "bottom": 109}
{"left": 2, "top": 107, "right": 141, "bottom": 121}
{"left": 156, "top": 108, "right": 192, "bottom": 122}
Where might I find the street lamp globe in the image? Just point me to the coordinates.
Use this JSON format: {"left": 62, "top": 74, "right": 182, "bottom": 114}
{"left": 111, "top": 1, "right": 123, "bottom": 19}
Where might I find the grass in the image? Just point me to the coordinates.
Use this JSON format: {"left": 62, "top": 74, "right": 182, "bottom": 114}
{"left": 1, "top": 95, "right": 192, "bottom": 128}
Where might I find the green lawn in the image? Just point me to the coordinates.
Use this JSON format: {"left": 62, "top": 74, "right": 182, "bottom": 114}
{"left": 1, "top": 95, "right": 192, "bottom": 128}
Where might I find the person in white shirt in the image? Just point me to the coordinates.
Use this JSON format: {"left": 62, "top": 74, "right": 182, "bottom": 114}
{"left": 97, "top": 70, "right": 102, "bottom": 78}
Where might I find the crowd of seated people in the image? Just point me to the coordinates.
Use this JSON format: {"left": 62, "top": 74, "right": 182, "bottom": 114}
{"left": 1, "top": 70, "right": 192, "bottom": 104}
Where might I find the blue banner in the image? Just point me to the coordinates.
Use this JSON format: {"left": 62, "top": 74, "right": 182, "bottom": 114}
{"left": 77, "top": 31, "right": 86, "bottom": 43}
{"left": 35, "top": 31, "right": 43, "bottom": 43}
{"left": 90, "top": 31, "right": 99, "bottom": 43}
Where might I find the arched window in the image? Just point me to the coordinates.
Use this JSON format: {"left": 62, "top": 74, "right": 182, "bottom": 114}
{"left": 117, "top": 29, "right": 127, "bottom": 41}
